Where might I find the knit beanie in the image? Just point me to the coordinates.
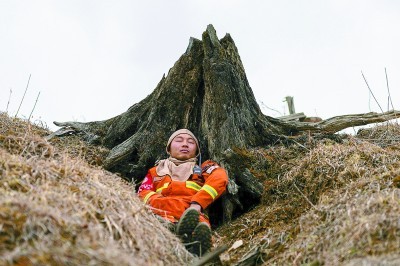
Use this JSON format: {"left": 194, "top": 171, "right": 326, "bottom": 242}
{"left": 166, "top": 129, "right": 200, "bottom": 156}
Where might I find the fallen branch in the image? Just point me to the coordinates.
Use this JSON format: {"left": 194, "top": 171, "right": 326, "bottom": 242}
{"left": 191, "top": 245, "right": 228, "bottom": 266}
{"left": 284, "top": 110, "right": 400, "bottom": 134}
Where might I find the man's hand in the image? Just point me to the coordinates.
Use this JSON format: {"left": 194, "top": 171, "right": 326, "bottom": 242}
{"left": 189, "top": 202, "right": 202, "bottom": 212}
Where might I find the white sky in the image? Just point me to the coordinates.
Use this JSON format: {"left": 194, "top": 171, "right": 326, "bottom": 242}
{"left": 1, "top": 1, "right": 399, "bottom": 132}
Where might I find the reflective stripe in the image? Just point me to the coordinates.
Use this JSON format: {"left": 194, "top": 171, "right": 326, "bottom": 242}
{"left": 206, "top": 165, "right": 219, "bottom": 174}
{"left": 201, "top": 184, "right": 218, "bottom": 199}
{"left": 186, "top": 181, "right": 202, "bottom": 191}
{"left": 143, "top": 191, "right": 156, "bottom": 204}
{"left": 156, "top": 182, "right": 170, "bottom": 193}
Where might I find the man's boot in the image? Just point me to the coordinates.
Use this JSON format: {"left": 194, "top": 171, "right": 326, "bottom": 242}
{"left": 191, "top": 222, "right": 212, "bottom": 257}
{"left": 176, "top": 208, "right": 199, "bottom": 243}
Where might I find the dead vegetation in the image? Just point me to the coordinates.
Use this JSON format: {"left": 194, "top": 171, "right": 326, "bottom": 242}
{"left": 215, "top": 124, "right": 400, "bottom": 265}
{"left": 2, "top": 112, "right": 400, "bottom": 265}
{"left": 0, "top": 112, "right": 193, "bottom": 265}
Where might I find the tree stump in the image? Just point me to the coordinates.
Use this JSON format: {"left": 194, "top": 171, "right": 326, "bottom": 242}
{"left": 53, "top": 24, "right": 400, "bottom": 224}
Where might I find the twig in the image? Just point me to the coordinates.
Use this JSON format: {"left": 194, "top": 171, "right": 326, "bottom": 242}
{"left": 293, "top": 183, "right": 318, "bottom": 210}
{"left": 385, "top": 68, "right": 394, "bottom": 111}
{"left": 291, "top": 139, "right": 310, "bottom": 151}
{"left": 191, "top": 245, "right": 228, "bottom": 266}
{"left": 235, "top": 245, "right": 261, "bottom": 266}
{"left": 15, "top": 74, "right": 31, "bottom": 118}
{"left": 6, "top": 88, "right": 12, "bottom": 113}
{"left": 131, "top": 204, "right": 147, "bottom": 217}
{"left": 259, "top": 101, "right": 282, "bottom": 116}
{"left": 383, "top": 68, "right": 396, "bottom": 132}
{"left": 361, "top": 71, "right": 384, "bottom": 113}
{"left": 28, "top": 91, "right": 41, "bottom": 121}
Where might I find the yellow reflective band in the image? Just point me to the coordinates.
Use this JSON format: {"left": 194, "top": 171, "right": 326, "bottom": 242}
{"left": 201, "top": 184, "right": 218, "bottom": 199}
{"left": 156, "top": 182, "right": 170, "bottom": 193}
{"left": 186, "top": 181, "right": 202, "bottom": 191}
{"left": 143, "top": 191, "right": 156, "bottom": 204}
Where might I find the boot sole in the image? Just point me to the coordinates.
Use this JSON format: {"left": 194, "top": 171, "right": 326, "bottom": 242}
{"left": 192, "top": 222, "right": 212, "bottom": 257}
{"left": 176, "top": 209, "right": 199, "bottom": 243}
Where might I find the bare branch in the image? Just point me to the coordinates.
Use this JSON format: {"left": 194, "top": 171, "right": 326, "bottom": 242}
{"left": 385, "top": 68, "right": 394, "bottom": 111}
{"left": 361, "top": 71, "right": 384, "bottom": 113}
{"left": 28, "top": 91, "right": 41, "bottom": 121}
{"left": 6, "top": 88, "right": 12, "bottom": 113}
{"left": 15, "top": 74, "right": 31, "bottom": 118}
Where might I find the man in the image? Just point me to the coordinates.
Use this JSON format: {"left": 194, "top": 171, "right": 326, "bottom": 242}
{"left": 138, "top": 129, "right": 228, "bottom": 256}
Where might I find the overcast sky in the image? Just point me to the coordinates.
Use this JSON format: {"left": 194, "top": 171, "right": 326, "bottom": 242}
{"left": 1, "top": 1, "right": 399, "bottom": 132}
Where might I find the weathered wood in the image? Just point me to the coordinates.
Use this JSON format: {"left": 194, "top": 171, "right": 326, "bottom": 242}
{"left": 192, "top": 245, "right": 228, "bottom": 266}
{"left": 290, "top": 110, "right": 400, "bottom": 134}
{"left": 237, "top": 168, "right": 263, "bottom": 199}
{"left": 284, "top": 96, "right": 296, "bottom": 114}
{"left": 44, "top": 127, "right": 75, "bottom": 141}
{"left": 278, "top": 112, "right": 306, "bottom": 122}
{"left": 300, "top": 116, "right": 323, "bottom": 123}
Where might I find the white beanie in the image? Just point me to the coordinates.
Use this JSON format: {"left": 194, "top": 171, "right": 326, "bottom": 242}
{"left": 166, "top": 129, "right": 200, "bottom": 156}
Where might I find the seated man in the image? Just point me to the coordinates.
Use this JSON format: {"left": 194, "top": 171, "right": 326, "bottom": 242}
{"left": 138, "top": 129, "right": 228, "bottom": 256}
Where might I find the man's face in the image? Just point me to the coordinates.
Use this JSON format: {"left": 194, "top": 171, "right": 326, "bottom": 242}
{"left": 169, "top": 133, "right": 197, "bottom": 160}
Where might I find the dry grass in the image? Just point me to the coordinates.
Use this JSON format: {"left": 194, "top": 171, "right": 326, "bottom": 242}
{"left": 216, "top": 124, "right": 400, "bottom": 265}
{"left": 0, "top": 112, "right": 193, "bottom": 265}
{"left": 269, "top": 137, "right": 400, "bottom": 265}
{"left": 3, "top": 111, "right": 400, "bottom": 265}
{"left": 357, "top": 122, "right": 400, "bottom": 148}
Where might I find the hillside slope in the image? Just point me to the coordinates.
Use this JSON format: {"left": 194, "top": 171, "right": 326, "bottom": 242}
{"left": 2, "top": 112, "right": 400, "bottom": 265}
{"left": 0, "top": 112, "right": 193, "bottom": 265}
{"left": 215, "top": 124, "right": 400, "bottom": 265}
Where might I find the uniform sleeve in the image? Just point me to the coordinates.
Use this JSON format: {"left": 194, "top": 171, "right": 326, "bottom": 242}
{"left": 137, "top": 171, "right": 162, "bottom": 204}
{"left": 191, "top": 160, "right": 228, "bottom": 210}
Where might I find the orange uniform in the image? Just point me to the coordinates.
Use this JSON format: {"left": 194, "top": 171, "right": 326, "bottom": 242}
{"left": 138, "top": 160, "right": 228, "bottom": 224}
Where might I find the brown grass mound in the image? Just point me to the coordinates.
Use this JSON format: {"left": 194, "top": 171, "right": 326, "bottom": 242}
{"left": 216, "top": 127, "right": 400, "bottom": 265}
{"left": 0, "top": 112, "right": 193, "bottom": 265}
{"left": 4, "top": 111, "right": 400, "bottom": 265}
